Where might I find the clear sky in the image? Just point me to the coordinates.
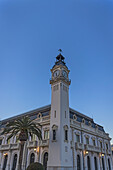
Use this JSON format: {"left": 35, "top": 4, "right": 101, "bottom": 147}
{"left": 0, "top": 0, "right": 113, "bottom": 143}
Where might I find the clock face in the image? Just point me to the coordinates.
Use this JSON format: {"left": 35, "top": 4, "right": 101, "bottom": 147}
{"left": 62, "top": 70, "right": 68, "bottom": 78}
{"left": 53, "top": 70, "right": 60, "bottom": 78}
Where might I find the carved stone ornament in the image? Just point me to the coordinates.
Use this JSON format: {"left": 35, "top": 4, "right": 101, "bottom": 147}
{"left": 52, "top": 124, "right": 58, "bottom": 130}
{"left": 63, "top": 125, "right": 69, "bottom": 130}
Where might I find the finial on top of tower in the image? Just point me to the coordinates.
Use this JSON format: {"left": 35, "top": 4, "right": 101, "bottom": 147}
{"left": 58, "top": 49, "right": 62, "bottom": 53}
{"left": 56, "top": 49, "right": 65, "bottom": 62}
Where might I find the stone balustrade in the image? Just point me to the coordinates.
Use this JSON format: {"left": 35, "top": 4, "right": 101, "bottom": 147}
{"left": 27, "top": 141, "right": 37, "bottom": 148}
{"left": 85, "top": 144, "right": 101, "bottom": 153}
{"left": 40, "top": 139, "right": 49, "bottom": 147}
{"left": 0, "top": 143, "right": 20, "bottom": 151}
{"left": 75, "top": 142, "right": 84, "bottom": 150}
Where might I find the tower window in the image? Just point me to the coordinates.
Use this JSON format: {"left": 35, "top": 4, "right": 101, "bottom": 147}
{"left": 65, "top": 130, "right": 68, "bottom": 141}
{"left": 52, "top": 124, "right": 58, "bottom": 142}
{"left": 54, "top": 110, "right": 56, "bottom": 118}
{"left": 53, "top": 130, "right": 56, "bottom": 141}
{"left": 65, "top": 111, "right": 66, "bottom": 118}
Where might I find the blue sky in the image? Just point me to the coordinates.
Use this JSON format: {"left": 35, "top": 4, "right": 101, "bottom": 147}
{"left": 0, "top": 0, "right": 113, "bottom": 143}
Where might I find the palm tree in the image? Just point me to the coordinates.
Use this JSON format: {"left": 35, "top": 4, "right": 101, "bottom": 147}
{"left": 1, "top": 116, "right": 42, "bottom": 170}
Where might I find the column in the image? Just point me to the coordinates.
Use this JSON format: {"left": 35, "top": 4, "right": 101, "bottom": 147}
{"left": 6, "top": 150, "right": 11, "bottom": 170}
{"left": 16, "top": 144, "right": 21, "bottom": 170}
{"left": 91, "top": 154, "right": 94, "bottom": 170}
{"left": 99, "top": 157, "right": 102, "bottom": 170}
{"left": 97, "top": 156, "right": 101, "bottom": 170}
{"left": 72, "top": 128, "right": 75, "bottom": 170}
{"left": 104, "top": 155, "right": 108, "bottom": 170}
{"left": 0, "top": 152, "right": 3, "bottom": 170}
{"left": 22, "top": 141, "right": 28, "bottom": 170}
{"left": 84, "top": 156, "right": 87, "bottom": 170}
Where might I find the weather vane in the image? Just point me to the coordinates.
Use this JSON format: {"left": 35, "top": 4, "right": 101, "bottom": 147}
{"left": 58, "top": 49, "right": 62, "bottom": 53}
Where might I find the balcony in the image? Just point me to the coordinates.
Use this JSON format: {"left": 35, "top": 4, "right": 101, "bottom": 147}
{"left": 40, "top": 140, "right": 49, "bottom": 147}
{"left": 27, "top": 141, "right": 37, "bottom": 148}
{"left": 0, "top": 143, "right": 20, "bottom": 151}
{"left": 75, "top": 142, "right": 84, "bottom": 150}
{"left": 85, "top": 144, "right": 101, "bottom": 153}
{"left": 10, "top": 143, "right": 20, "bottom": 150}
{"left": 0, "top": 144, "right": 10, "bottom": 151}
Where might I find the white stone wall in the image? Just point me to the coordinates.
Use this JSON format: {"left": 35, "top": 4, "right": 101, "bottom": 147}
{"left": 0, "top": 118, "right": 113, "bottom": 170}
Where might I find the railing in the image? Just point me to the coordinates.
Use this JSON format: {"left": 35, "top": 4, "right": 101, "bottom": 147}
{"left": 40, "top": 140, "right": 49, "bottom": 147}
{"left": 75, "top": 142, "right": 84, "bottom": 150}
{"left": 0, "top": 143, "right": 20, "bottom": 151}
{"left": 0, "top": 144, "right": 9, "bottom": 151}
{"left": 27, "top": 141, "right": 37, "bottom": 148}
{"left": 10, "top": 143, "right": 20, "bottom": 150}
{"left": 85, "top": 144, "right": 101, "bottom": 153}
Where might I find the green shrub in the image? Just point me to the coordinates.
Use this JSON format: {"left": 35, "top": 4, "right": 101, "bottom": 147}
{"left": 26, "top": 162, "right": 44, "bottom": 170}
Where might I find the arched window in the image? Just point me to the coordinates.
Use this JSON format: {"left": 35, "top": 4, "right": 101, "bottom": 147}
{"left": 52, "top": 125, "right": 58, "bottom": 141}
{"left": 3, "top": 155, "right": 8, "bottom": 170}
{"left": 30, "top": 153, "right": 35, "bottom": 164}
{"left": 108, "top": 158, "right": 111, "bottom": 170}
{"left": 87, "top": 156, "right": 91, "bottom": 170}
{"left": 65, "top": 130, "right": 68, "bottom": 141}
{"left": 77, "top": 155, "right": 81, "bottom": 170}
{"left": 53, "top": 130, "right": 56, "bottom": 141}
{"left": 12, "top": 154, "right": 17, "bottom": 170}
{"left": 94, "top": 157, "right": 98, "bottom": 170}
{"left": 43, "top": 152, "right": 48, "bottom": 170}
{"left": 102, "top": 157, "right": 105, "bottom": 170}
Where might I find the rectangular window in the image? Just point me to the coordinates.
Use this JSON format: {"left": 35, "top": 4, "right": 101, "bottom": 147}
{"left": 100, "top": 141, "right": 102, "bottom": 148}
{"left": 92, "top": 139, "right": 96, "bottom": 146}
{"left": 76, "top": 134, "right": 80, "bottom": 142}
{"left": 44, "top": 130, "right": 49, "bottom": 140}
{"left": 106, "top": 143, "right": 108, "bottom": 150}
{"left": 7, "top": 138, "right": 10, "bottom": 144}
{"left": 53, "top": 130, "right": 56, "bottom": 141}
{"left": 0, "top": 139, "right": 2, "bottom": 145}
{"left": 65, "top": 111, "right": 66, "bottom": 118}
{"left": 65, "top": 130, "right": 68, "bottom": 141}
{"left": 31, "top": 134, "right": 36, "bottom": 141}
{"left": 86, "top": 137, "right": 89, "bottom": 144}
{"left": 16, "top": 136, "right": 19, "bottom": 143}
{"left": 54, "top": 111, "right": 56, "bottom": 118}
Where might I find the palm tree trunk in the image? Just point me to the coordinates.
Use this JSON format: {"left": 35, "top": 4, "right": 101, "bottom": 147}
{"left": 18, "top": 141, "right": 25, "bottom": 170}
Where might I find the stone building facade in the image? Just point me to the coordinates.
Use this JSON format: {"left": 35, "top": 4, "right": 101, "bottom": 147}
{"left": 0, "top": 53, "right": 112, "bottom": 170}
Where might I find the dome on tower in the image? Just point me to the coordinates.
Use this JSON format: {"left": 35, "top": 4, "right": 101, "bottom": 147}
{"left": 52, "top": 52, "right": 68, "bottom": 69}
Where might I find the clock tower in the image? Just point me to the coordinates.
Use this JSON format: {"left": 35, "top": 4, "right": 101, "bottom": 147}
{"left": 47, "top": 52, "right": 73, "bottom": 170}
